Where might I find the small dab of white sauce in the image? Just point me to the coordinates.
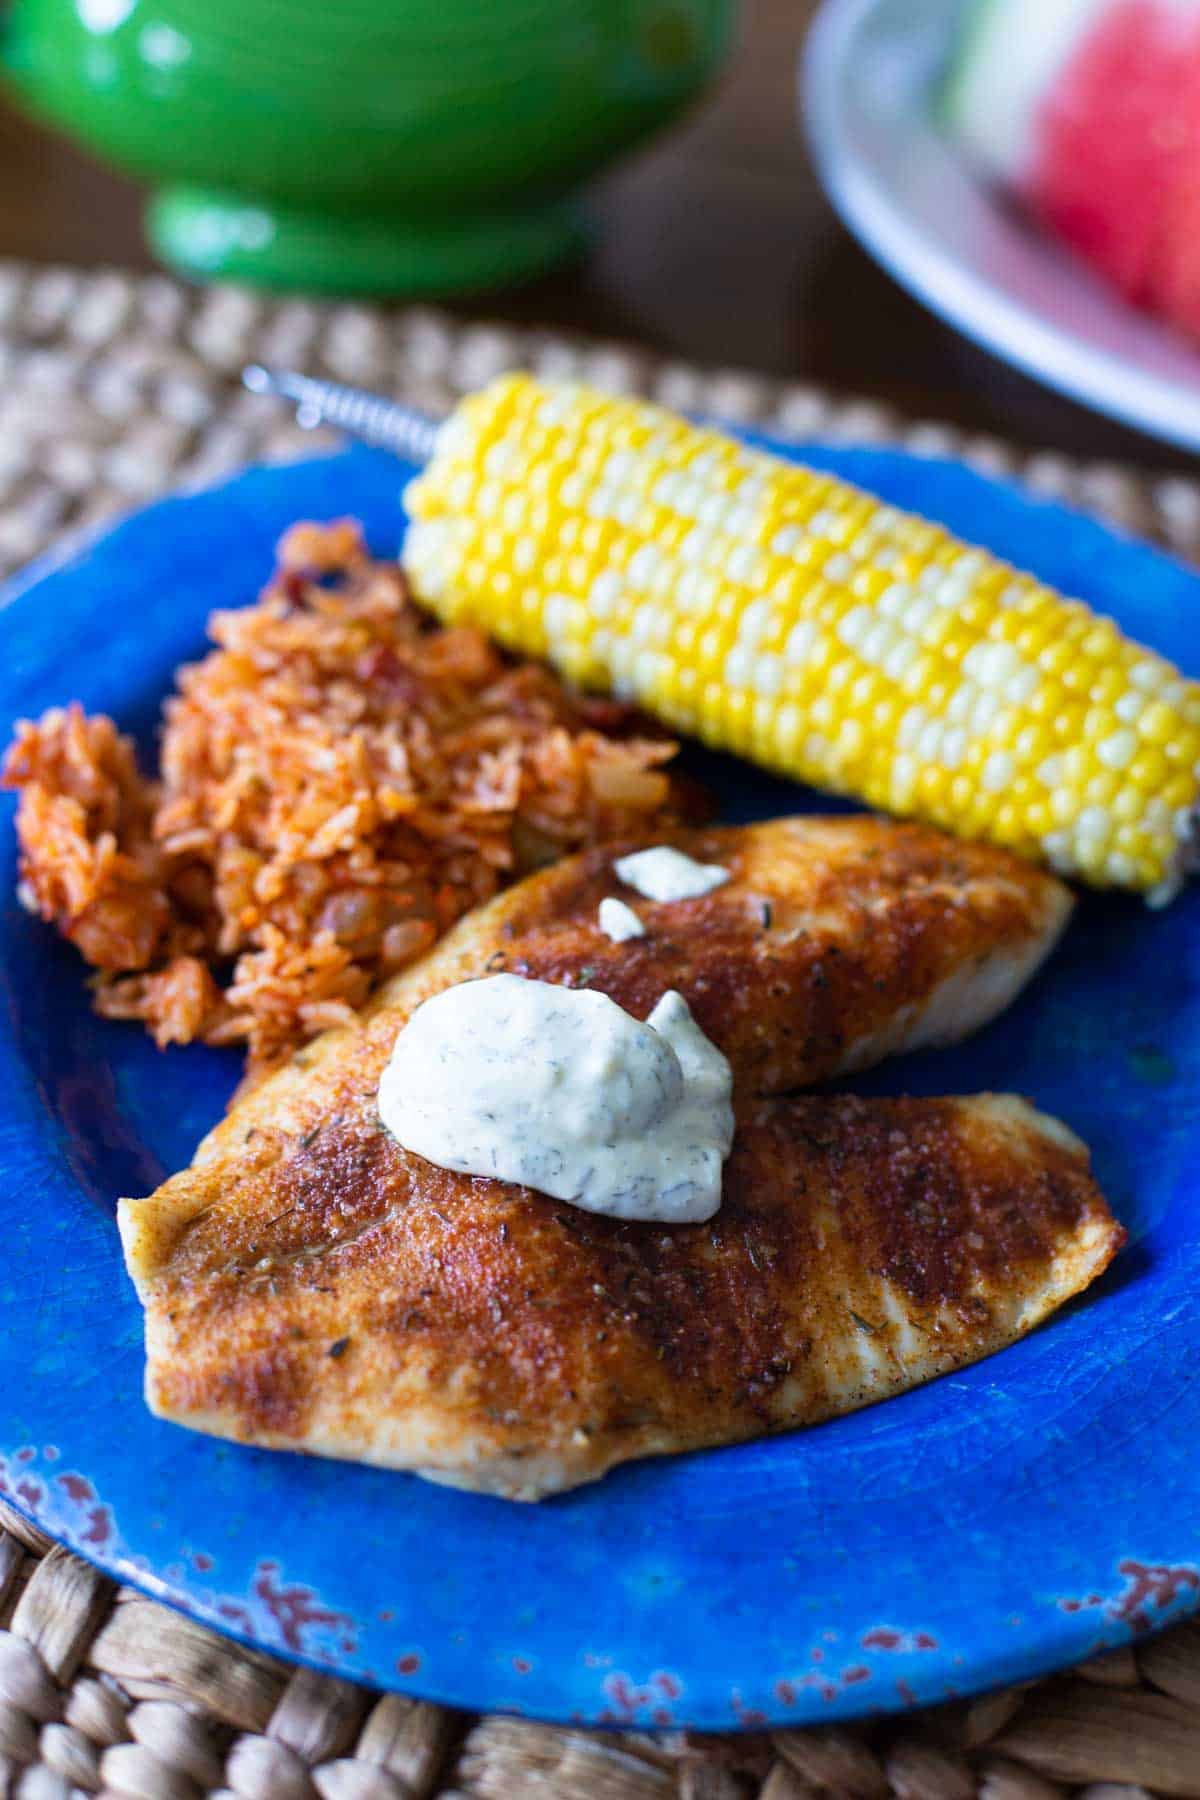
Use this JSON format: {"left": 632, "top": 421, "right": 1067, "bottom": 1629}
{"left": 614, "top": 845, "right": 731, "bottom": 903}
{"left": 378, "top": 973, "right": 733, "bottom": 1224}
{"left": 598, "top": 896, "right": 645, "bottom": 942}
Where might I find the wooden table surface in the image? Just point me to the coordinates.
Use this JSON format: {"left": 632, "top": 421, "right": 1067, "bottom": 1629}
{"left": 0, "top": 0, "right": 1189, "bottom": 471}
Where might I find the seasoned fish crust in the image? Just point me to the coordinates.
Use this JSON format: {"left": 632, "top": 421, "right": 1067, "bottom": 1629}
{"left": 186, "top": 814, "right": 1072, "bottom": 1169}
{"left": 118, "top": 815, "right": 1099, "bottom": 1498}
{"left": 120, "top": 1093, "right": 1122, "bottom": 1499}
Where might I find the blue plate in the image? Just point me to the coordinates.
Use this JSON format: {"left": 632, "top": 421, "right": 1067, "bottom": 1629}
{"left": 1, "top": 439, "right": 1198, "bottom": 1731}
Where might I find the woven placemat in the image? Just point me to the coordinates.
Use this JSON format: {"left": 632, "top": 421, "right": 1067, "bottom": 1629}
{"left": 3, "top": 1496, "right": 1199, "bottom": 1799}
{"left": 1, "top": 257, "right": 1199, "bottom": 1799}
{"left": 3, "top": 258, "right": 1200, "bottom": 585}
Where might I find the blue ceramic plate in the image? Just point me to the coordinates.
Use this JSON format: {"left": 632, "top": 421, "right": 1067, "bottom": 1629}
{"left": 1, "top": 440, "right": 1198, "bottom": 1732}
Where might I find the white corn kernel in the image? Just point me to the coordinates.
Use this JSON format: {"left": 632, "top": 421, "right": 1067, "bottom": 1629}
{"left": 724, "top": 646, "right": 751, "bottom": 688}
{"left": 590, "top": 569, "right": 622, "bottom": 615}
{"left": 883, "top": 640, "right": 919, "bottom": 683}
{"left": 785, "top": 620, "right": 818, "bottom": 664}
{"left": 754, "top": 654, "right": 784, "bottom": 697}
{"left": 735, "top": 598, "right": 772, "bottom": 647}
{"left": 1097, "top": 730, "right": 1138, "bottom": 771}
{"left": 941, "top": 728, "right": 967, "bottom": 770}
{"left": 836, "top": 605, "right": 872, "bottom": 652}
{"left": 1075, "top": 804, "right": 1113, "bottom": 840}
{"left": 727, "top": 543, "right": 762, "bottom": 585}
{"left": 917, "top": 720, "right": 944, "bottom": 763}
{"left": 982, "top": 751, "right": 1015, "bottom": 792}
{"left": 898, "top": 706, "right": 929, "bottom": 751}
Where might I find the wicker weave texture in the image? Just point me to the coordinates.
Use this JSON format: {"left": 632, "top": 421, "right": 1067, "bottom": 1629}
{"left": 3, "top": 1499, "right": 1200, "bottom": 1797}
{"left": 2, "top": 259, "right": 1200, "bottom": 588}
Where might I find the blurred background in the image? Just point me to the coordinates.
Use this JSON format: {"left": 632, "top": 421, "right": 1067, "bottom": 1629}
{"left": 3, "top": 0, "right": 1190, "bottom": 469}
{"left": 0, "top": 0, "right": 1194, "bottom": 478}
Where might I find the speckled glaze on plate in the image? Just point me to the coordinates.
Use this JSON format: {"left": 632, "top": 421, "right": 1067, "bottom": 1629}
{"left": 1, "top": 439, "right": 1198, "bottom": 1730}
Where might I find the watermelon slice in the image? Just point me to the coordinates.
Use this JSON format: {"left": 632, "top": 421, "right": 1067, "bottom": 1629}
{"left": 1157, "top": 145, "right": 1200, "bottom": 335}
{"left": 942, "top": 0, "right": 1200, "bottom": 343}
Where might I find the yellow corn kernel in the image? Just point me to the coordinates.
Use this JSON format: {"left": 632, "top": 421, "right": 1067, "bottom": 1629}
{"left": 404, "top": 374, "right": 1200, "bottom": 903}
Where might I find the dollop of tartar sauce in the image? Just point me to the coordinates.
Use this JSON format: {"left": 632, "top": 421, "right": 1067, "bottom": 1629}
{"left": 377, "top": 973, "right": 734, "bottom": 1223}
{"left": 598, "top": 896, "right": 645, "bottom": 942}
{"left": 614, "top": 845, "right": 730, "bottom": 903}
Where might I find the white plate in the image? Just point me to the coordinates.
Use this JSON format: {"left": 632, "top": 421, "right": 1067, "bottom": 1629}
{"left": 803, "top": 0, "right": 1200, "bottom": 451}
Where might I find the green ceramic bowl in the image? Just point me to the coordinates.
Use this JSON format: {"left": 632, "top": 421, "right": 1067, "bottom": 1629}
{"left": 3, "top": 0, "right": 735, "bottom": 295}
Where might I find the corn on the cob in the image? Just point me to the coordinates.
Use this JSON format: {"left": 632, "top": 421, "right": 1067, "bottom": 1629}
{"left": 404, "top": 374, "right": 1200, "bottom": 904}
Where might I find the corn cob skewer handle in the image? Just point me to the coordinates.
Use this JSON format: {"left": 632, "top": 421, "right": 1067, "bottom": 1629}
{"left": 247, "top": 367, "right": 1200, "bottom": 903}
{"left": 242, "top": 366, "right": 443, "bottom": 465}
